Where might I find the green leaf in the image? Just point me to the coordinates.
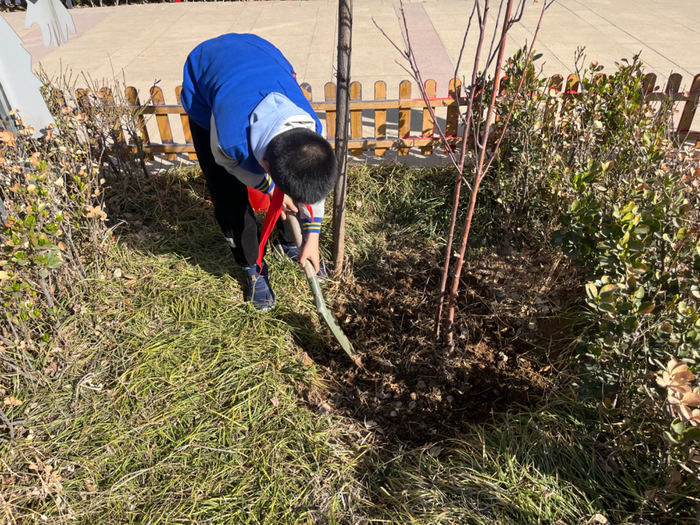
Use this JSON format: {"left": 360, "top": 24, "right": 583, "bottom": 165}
{"left": 599, "top": 284, "right": 617, "bottom": 297}
{"left": 638, "top": 302, "right": 655, "bottom": 315}
{"left": 681, "top": 426, "right": 700, "bottom": 443}
{"left": 664, "top": 430, "right": 680, "bottom": 444}
{"left": 45, "top": 251, "right": 62, "bottom": 269}
{"left": 671, "top": 419, "right": 685, "bottom": 435}
{"left": 586, "top": 282, "right": 598, "bottom": 299}
{"left": 598, "top": 302, "right": 616, "bottom": 313}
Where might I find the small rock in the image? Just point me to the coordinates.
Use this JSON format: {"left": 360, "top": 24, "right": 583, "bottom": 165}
{"left": 389, "top": 410, "right": 397, "bottom": 417}
{"left": 410, "top": 392, "right": 417, "bottom": 400}
{"left": 394, "top": 401, "right": 403, "bottom": 409}
{"left": 408, "top": 401, "right": 417, "bottom": 410}
{"left": 318, "top": 402, "right": 332, "bottom": 415}
{"left": 446, "top": 395, "right": 454, "bottom": 403}
{"left": 416, "top": 380, "right": 427, "bottom": 391}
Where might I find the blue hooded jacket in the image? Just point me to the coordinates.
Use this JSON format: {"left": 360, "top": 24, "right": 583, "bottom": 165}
{"left": 181, "top": 33, "right": 322, "bottom": 174}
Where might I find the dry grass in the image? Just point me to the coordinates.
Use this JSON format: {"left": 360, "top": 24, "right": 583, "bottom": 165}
{"left": 0, "top": 164, "right": 685, "bottom": 524}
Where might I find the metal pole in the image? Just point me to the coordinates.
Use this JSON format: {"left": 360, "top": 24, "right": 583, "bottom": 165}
{"left": 332, "top": 0, "right": 352, "bottom": 273}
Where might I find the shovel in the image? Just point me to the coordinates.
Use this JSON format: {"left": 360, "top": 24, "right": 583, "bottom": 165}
{"left": 285, "top": 214, "right": 361, "bottom": 368}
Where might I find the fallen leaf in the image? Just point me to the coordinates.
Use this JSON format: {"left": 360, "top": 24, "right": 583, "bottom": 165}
{"left": 681, "top": 391, "right": 700, "bottom": 407}
{"left": 0, "top": 130, "right": 16, "bottom": 147}
{"left": 84, "top": 479, "right": 97, "bottom": 492}
{"left": 3, "top": 396, "right": 22, "bottom": 407}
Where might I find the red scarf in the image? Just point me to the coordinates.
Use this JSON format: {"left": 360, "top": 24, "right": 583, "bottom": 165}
{"left": 256, "top": 186, "right": 284, "bottom": 270}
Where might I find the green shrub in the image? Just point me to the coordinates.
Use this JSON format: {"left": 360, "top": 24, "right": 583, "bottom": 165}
{"left": 492, "top": 50, "right": 700, "bottom": 510}
{"left": 494, "top": 50, "right": 698, "bottom": 388}
{"left": 0, "top": 85, "right": 130, "bottom": 388}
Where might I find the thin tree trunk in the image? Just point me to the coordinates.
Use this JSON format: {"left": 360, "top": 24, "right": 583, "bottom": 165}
{"left": 445, "top": 0, "right": 514, "bottom": 344}
{"left": 332, "top": 0, "right": 352, "bottom": 273}
{"left": 434, "top": 2, "right": 490, "bottom": 338}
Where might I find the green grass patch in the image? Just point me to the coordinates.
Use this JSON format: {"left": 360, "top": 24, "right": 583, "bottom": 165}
{"left": 1, "top": 165, "right": 691, "bottom": 523}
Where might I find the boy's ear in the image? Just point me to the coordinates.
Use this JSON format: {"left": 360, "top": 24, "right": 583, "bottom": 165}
{"left": 260, "top": 159, "right": 271, "bottom": 173}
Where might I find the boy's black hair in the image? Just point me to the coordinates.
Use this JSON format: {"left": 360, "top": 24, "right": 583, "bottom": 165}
{"left": 264, "top": 128, "right": 338, "bottom": 204}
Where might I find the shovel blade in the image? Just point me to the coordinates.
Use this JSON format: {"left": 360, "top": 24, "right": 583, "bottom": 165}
{"left": 307, "top": 276, "right": 362, "bottom": 367}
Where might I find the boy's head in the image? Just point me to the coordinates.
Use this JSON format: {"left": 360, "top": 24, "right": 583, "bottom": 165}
{"left": 263, "top": 128, "right": 337, "bottom": 204}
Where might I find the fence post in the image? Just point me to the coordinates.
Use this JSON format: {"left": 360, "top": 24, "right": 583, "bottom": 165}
{"left": 175, "top": 86, "right": 197, "bottom": 160}
{"left": 374, "top": 80, "right": 387, "bottom": 156}
{"left": 398, "top": 80, "right": 411, "bottom": 155}
{"left": 324, "top": 82, "right": 337, "bottom": 140}
{"left": 677, "top": 74, "right": 700, "bottom": 142}
{"left": 98, "top": 87, "right": 125, "bottom": 146}
{"left": 665, "top": 73, "right": 682, "bottom": 96}
{"left": 150, "top": 86, "right": 176, "bottom": 161}
{"left": 445, "top": 78, "right": 461, "bottom": 140}
{"left": 642, "top": 73, "right": 657, "bottom": 95}
{"left": 421, "top": 79, "right": 437, "bottom": 155}
{"left": 350, "top": 81, "right": 362, "bottom": 156}
{"left": 565, "top": 73, "right": 580, "bottom": 93}
{"left": 125, "top": 86, "right": 152, "bottom": 161}
{"left": 300, "top": 82, "right": 313, "bottom": 102}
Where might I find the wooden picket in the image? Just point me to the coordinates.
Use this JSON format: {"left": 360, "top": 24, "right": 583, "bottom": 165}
{"left": 398, "top": 80, "right": 412, "bottom": 155}
{"left": 97, "top": 87, "right": 124, "bottom": 145}
{"left": 174, "top": 86, "right": 196, "bottom": 161}
{"left": 149, "top": 86, "right": 176, "bottom": 161}
{"left": 677, "top": 74, "right": 700, "bottom": 139}
{"left": 374, "top": 81, "right": 387, "bottom": 156}
{"left": 85, "top": 73, "right": 700, "bottom": 160}
{"left": 125, "top": 86, "right": 150, "bottom": 145}
{"left": 324, "top": 82, "right": 336, "bottom": 140}
{"left": 445, "top": 78, "right": 462, "bottom": 139}
{"left": 349, "top": 81, "right": 363, "bottom": 156}
{"left": 421, "top": 79, "right": 437, "bottom": 155}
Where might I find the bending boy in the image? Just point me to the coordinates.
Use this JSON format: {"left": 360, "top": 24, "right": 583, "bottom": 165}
{"left": 181, "top": 33, "right": 338, "bottom": 311}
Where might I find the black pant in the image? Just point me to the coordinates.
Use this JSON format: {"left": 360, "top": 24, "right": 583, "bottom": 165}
{"left": 190, "top": 120, "right": 292, "bottom": 267}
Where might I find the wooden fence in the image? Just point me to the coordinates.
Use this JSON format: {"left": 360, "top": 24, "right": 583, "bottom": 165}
{"left": 99, "top": 72, "right": 700, "bottom": 160}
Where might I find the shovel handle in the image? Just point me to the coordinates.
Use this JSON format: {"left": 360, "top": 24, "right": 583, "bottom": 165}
{"left": 285, "top": 214, "right": 317, "bottom": 280}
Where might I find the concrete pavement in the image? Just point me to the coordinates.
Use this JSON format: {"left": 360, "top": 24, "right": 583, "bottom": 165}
{"left": 5, "top": 0, "right": 700, "bottom": 96}
{"left": 2, "top": 0, "right": 699, "bottom": 146}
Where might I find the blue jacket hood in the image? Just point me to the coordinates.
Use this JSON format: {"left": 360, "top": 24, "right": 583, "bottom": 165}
{"left": 249, "top": 92, "right": 317, "bottom": 166}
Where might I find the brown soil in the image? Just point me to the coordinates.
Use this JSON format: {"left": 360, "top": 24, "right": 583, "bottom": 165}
{"left": 299, "top": 246, "right": 579, "bottom": 444}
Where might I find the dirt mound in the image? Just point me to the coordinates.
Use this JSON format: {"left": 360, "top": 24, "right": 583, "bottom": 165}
{"left": 302, "top": 247, "right": 578, "bottom": 444}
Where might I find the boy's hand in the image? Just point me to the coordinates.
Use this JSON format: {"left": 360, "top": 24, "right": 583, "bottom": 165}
{"left": 299, "top": 232, "right": 321, "bottom": 274}
{"left": 280, "top": 194, "right": 298, "bottom": 220}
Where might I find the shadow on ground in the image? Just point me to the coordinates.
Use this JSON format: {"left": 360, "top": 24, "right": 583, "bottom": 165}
{"left": 103, "top": 165, "right": 578, "bottom": 447}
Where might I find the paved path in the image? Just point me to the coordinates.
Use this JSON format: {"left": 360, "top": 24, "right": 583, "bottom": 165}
{"left": 3, "top": 0, "right": 699, "bottom": 146}
{"left": 4, "top": 0, "right": 700, "bottom": 97}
